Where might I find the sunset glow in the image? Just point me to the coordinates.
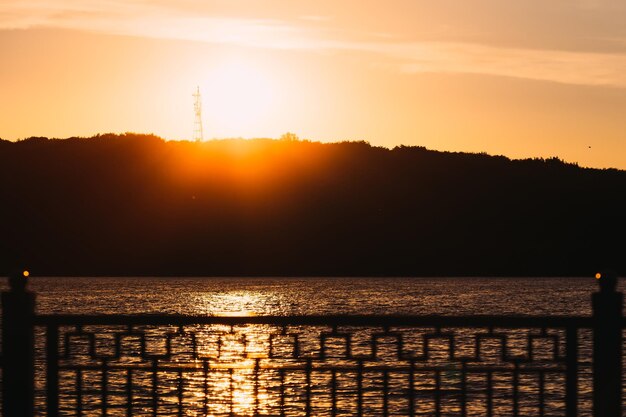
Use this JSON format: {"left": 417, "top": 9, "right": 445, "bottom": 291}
{"left": 2, "top": 1, "right": 626, "bottom": 168}
{"left": 204, "top": 60, "right": 278, "bottom": 136}
{"left": 2, "top": 3, "right": 625, "bottom": 415}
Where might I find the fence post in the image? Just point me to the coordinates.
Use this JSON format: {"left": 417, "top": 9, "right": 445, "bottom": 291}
{"left": 592, "top": 270, "right": 622, "bottom": 417}
{"left": 2, "top": 270, "right": 36, "bottom": 417}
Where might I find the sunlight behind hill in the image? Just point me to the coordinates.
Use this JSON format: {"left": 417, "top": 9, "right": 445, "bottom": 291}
{"left": 202, "top": 59, "right": 278, "bottom": 136}
{"left": 1, "top": 133, "right": 625, "bottom": 277}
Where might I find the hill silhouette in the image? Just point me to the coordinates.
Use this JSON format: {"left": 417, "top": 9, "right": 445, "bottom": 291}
{"left": 0, "top": 133, "right": 624, "bottom": 277}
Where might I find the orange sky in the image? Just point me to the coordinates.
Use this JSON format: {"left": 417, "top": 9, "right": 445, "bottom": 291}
{"left": 1, "top": 1, "right": 626, "bottom": 168}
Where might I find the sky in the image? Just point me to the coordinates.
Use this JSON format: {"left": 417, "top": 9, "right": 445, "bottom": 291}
{"left": 1, "top": 0, "right": 626, "bottom": 168}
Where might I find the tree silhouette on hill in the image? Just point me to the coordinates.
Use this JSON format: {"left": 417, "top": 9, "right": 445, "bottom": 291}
{"left": 0, "top": 133, "right": 624, "bottom": 276}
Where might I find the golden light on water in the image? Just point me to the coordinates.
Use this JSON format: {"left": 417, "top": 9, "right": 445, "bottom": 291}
{"left": 192, "top": 292, "right": 268, "bottom": 316}
{"left": 44, "top": 279, "right": 577, "bottom": 416}
{"left": 183, "top": 291, "right": 281, "bottom": 415}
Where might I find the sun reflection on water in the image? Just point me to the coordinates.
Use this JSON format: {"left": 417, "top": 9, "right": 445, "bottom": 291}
{"left": 192, "top": 292, "right": 269, "bottom": 316}
{"left": 184, "top": 291, "right": 280, "bottom": 415}
{"left": 37, "top": 278, "right": 598, "bottom": 415}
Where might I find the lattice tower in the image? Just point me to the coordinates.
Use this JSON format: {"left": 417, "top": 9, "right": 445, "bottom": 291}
{"left": 193, "top": 86, "right": 204, "bottom": 142}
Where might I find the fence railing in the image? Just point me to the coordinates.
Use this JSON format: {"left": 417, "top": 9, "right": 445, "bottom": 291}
{"left": 0, "top": 272, "right": 622, "bottom": 417}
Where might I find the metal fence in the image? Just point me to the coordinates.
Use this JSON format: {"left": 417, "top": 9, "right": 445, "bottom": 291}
{"left": 0, "top": 273, "right": 622, "bottom": 416}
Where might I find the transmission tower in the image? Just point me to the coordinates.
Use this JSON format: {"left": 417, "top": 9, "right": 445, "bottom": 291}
{"left": 193, "top": 86, "right": 204, "bottom": 142}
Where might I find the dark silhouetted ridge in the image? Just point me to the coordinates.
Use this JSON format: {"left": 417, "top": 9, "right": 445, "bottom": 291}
{"left": 1, "top": 133, "right": 624, "bottom": 276}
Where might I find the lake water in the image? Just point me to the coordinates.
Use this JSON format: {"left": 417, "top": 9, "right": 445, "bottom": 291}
{"left": 16, "top": 276, "right": 606, "bottom": 316}
{"left": 7, "top": 277, "right": 609, "bottom": 416}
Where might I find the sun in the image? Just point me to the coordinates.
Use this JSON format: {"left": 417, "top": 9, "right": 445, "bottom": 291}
{"left": 203, "top": 60, "right": 277, "bottom": 136}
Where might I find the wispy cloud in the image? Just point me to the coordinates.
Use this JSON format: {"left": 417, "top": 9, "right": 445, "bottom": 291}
{"left": 360, "top": 42, "right": 626, "bottom": 88}
{"left": 299, "top": 15, "right": 334, "bottom": 23}
{"left": 2, "top": 0, "right": 626, "bottom": 87}
{"left": 0, "top": 1, "right": 319, "bottom": 50}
